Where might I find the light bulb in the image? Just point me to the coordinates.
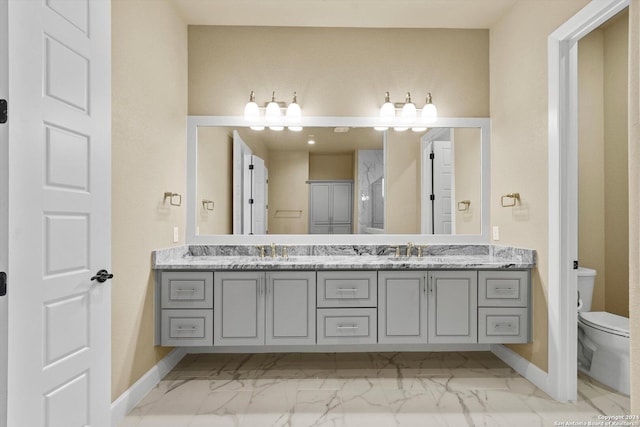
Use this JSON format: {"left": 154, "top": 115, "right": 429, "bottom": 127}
{"left": 421, "top": 92, "right": 438, "bottom": 124}
{"left": 265, "top": 91, "right": 281, "bottom": 123}
{"left": 379, "top": 91, "right": 395, "bottom": 123}
{"left": 401, "top": 92, "right": 417, "bottom": 124}
{"left": 244, "top": 90, "right": 259, "bottom": 122}
{"left": 286, "top": 92, "right": 302, "bottom": 123}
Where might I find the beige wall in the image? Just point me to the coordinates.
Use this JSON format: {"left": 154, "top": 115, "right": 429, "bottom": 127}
{"left": 603, "top": 12, "right": 630, "bottom": 318}
{"left": 197, "top": 127, "right": 233, "bottom": 234}
{"left": 111, "top": 0, "right": 187, "bottom": 401}
{"left": 454, "top": 128, "right": 482, "bottom": 235}
{"left": 188, "top": 26, "right": 489, "bottom": 117}
{"left": 268, "top": 151, "right": 310, "bottom": 234}
{"left": 578, "top": 29, "right": 607, "bottom": 311}
{"left": 309, "top": 153, "right": 354, "bottom": 180}
{"left": 386, "top": 132, "right": 422, "bottom": 234}
{"left": 578, "top": 13, "right": 630, "bottom": 316}
{"left": 490, "top": 0, "right": 590, "bottom": 372}
{"left": 629, "top": 0, "right": 639, "bottom": 411}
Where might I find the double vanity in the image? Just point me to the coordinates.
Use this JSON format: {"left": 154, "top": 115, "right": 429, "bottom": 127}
{"left": 153, "top": 244, "right": 535, "bottom": 352}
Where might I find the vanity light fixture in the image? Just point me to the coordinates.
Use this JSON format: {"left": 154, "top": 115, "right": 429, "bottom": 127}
{"left": 377, "top": 91, "right": 438, "bottom": 132}
{"left": 244, "top": 90, "right": 303, "bottom": 132}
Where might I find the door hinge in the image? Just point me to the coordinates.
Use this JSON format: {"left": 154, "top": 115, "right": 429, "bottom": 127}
{"left": 248, "top": 198, "right": 254, "bottom": 204}
{"left": 0, "top": 272, "right": 6, "bottom": 296}
{"left": 430, "top": 194, "right": 435, "bottom": 201}
{"left": 573, "top": 260, "right": 579, "bottom": 270}
{"left": 0, "top": 100, "right": 7, "bottom": 124}
{"left": 248, "top": 164, "right": 254, "bottom": 170}
{"left": 429, "top": 152, "right": 435, "bottom": 160}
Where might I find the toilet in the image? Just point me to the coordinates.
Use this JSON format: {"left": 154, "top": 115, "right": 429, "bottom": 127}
{"left": 577, "top": 267, "right": 629, "bottom": 395}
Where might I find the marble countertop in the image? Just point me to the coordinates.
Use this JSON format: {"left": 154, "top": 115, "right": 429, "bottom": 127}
{"left": 153, "top": 244, "right": 536, "bottom": 271}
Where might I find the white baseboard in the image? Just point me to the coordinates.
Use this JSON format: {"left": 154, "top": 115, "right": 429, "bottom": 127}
{"left": 111, "top": 348, "right": 187, "bottom": 427}
{"left": 491, "top": 344, "right": 549, "bottom": 394}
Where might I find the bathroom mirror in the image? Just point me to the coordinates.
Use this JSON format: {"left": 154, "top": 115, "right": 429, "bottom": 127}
{"left": 186, "top": 116, "right": 490, "bottom": 245}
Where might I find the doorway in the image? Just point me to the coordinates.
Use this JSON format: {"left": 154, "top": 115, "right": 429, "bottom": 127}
{"left": 547, "top": 0, "right": 630, "bottom": 402}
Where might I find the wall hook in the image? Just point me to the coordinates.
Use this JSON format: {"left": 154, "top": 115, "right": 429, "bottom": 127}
{"left": 164, "top": 192, "right": 182, "bottom": 207}
{"left": 501, "top": 193, "right": 520, "bottom": 207}
{"left": 457, "top": 200, "right": 471, "bottom": 211}
{"left": 202, "top": 200, "right": 214, "bottom": 211}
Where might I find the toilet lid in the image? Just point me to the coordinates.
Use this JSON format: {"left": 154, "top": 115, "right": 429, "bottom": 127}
{"left": 579, "top": 311, "right": 629, "bottom": 337}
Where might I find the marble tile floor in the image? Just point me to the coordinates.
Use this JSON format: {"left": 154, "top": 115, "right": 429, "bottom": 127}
{"left": 117, "top": 352, "right": 630, "bottom": 427}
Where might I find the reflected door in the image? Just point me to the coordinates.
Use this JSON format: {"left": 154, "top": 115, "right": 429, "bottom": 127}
{"left": 432, "top": 140, "right": 454, "bottom": 234}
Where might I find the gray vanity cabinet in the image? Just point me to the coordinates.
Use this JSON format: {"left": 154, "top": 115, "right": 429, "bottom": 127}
{"left": 377, "top": 271, "right": 427, "bottom": 344}
{"left": 266, "top": 271, "right": 316, "bottom": 345}
{"left": 427, "top": 271, "right": 478, "bottom": 344}
{"left": 214, "top": 271, "right": 265, "bottom": 346}
{"left": 214, "top": 271, "right": 316, "bottom": 346}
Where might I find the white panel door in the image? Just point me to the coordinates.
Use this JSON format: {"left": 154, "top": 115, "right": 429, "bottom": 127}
{"left": 0, "top": 1, "right": 8, "bottom": 425}
{"left": 433, "top": 140, "right": 454, "bottom": 234}
{"left": 7, "top": 2, "right": 111, "bottom": 427}
{"left": 266, "top": 272, "right": 316, "bottom": 345}
{"left": 250, "top": 155, "right": 267, "bottom": 235}
{"left": 232, "top": 130, "right": 252, "bottom": 234}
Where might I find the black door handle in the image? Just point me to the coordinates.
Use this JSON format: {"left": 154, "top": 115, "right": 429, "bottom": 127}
{"left": 91, "top": 269, "right": 114, "bottom": 283}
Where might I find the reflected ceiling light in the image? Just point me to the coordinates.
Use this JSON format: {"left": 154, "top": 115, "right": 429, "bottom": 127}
{"left": 421, "top": 92, "right": 438, "bottom": 124}
{"left": 307, "top": 135, "right": 315, "bottom": 145}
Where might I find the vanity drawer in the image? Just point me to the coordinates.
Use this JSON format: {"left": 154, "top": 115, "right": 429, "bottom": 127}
{"left": 317, "top": 271, "right": 377, "bottom": 307}
{"left": 317, "top": 308, "right": 377, "bottom": 344}
{"left": 478, "top": 270, "right": 529, "bottom": 307}
{"left": 161, "top": 271, "right": 213, "bottom": 309}
{"left": 478, "top": 308, "right": 529, "bottom": 344}
{"left": 161, "top": 309, "right": 213, "bottom": 346}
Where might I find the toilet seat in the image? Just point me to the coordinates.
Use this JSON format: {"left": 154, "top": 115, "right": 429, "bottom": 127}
{"left": 578, "top": 311, "right": 629, "bottom": 338}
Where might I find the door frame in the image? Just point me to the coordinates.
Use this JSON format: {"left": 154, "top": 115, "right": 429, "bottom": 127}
{"left": 547, "top": 0, "right": 629, "bottom": 401}
{"left": 0, "top": 0, "right": 7, "bottom": 424}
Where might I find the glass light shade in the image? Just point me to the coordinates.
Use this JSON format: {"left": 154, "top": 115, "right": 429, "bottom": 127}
{"left": 411, "top": 127, "right": 427, "bottom": 132}
{"left": 250, "top": 125, "right": 265, "bottom": 131}
{"left": 269, "top": 126, "right": 284, "bottom": 131}
{"left": 244, "top": 101, "right": 259, "bottom": 121}
{"left": 379, "top": 91, "right": 395, "bottom": 123}
{"left": 393, "top": 126, "right": 408, "bottom": 132}
{"left": 265, "top": 101, "right": 281, "bottom": 122}
{"left": 374, "top": 126, "right": 388, "bottom": 131}
{"left": 288, "top": 126, "right": 303, "bottom": 132}
{"left": 421, "top": 103, "right": 437, "bottom": 124}
{"left": 401, "top": 101, "right": 417, "bottom": 124}
{"left": 286, "top": 92, "right": 302, "bottom": 123}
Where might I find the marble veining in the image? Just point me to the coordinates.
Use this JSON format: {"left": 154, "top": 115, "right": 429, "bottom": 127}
{"left": 117, "top": 352, "right": 629, "bottom": 427}
{"left": 153, "top": 244, "right": 535, "bottom": 270}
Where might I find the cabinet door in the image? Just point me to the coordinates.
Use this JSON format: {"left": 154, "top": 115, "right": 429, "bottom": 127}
{"left": 331, "top": 182, "right": 353, "bottom": 224}
{"left": 378, "top": 271, "right": 427, "bottom": 344}
{"left": 428, "top": 271, "right": 477, "bottom": 343}
{"left": 310, "top": 183, "right": 331, "bottom": 223}
{"left": 214, "top": 272, "right": 265, "bottom": 346}
{"left": 266, "top": 271, "right": 316, "bottom": 345}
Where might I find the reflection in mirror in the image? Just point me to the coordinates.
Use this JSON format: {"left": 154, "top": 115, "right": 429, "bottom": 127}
{"left": 195, "top": 125, "right": 483, "bottom": 236}
{"left": 196, "top": 127, "right": 385, "bottom": 235}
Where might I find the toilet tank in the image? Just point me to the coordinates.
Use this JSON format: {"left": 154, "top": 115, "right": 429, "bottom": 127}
{"left": 577, "top": 267, "right": 596, "bottom": 311}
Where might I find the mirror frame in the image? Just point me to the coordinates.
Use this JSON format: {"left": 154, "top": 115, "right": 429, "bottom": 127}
{"left": 186, "top": 115, "right": 490, "bottom": 245}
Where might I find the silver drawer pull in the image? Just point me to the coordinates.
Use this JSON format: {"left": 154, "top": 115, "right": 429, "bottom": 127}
{"left": 337, "top": 324, "right": 358, "bottom": 330}
{"left": 175, "top": 288, "right": 197, "bottom": 292}
{"left": 494, "top": 287, "right": 514, "bottom": 292}
{"left": 494, "top": 324, "right": 513, "bottom": 329}
{"left": 336, "top": 288, "right": 358, "bottom": 292}
{"left": 175, "top": 326, "right": 198, "bottom": 331}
